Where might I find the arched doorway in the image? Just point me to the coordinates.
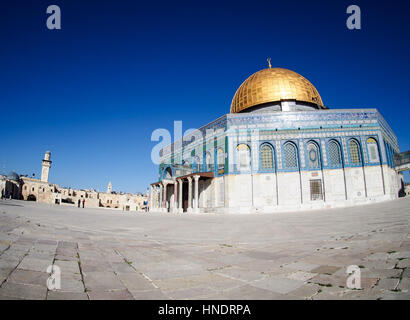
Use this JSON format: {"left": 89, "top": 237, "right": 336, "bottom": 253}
{"left": 27, "top": 194, "right": 37, "bottom": 201}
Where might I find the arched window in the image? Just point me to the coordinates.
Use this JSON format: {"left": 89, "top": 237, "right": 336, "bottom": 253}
{"left": 384, "top": 142, "right": 391, "bottom": 167}
{"left": 193, "top": 156, "right": 200, "bottom": 172}
{"left": 328, "top": 140, "right": 342, "bottom": 166}
{"left": 236, "top": 144, "right": 251, "bottom": 171}
{"left": 283, "top": 143, "right": 298, "bottom": 168}
{"left": 164, "top": 167, "right": 172, "bottom": 179}
{"left": 367, "top": 138, "right": 379, "bottom": 163}
{"left": 217, "top": 148, "right": 224, "bottom": 171}
{"left": 260, "top": 144, "right": 274, "bottom": 170}
{"left": 349, "top": 139, "right": 361, "bottom": 164}
{"left": 307, "top": 142, "right": 320, "bottom": 168}
{"left": 205, "top": 152, "right": 212, "bottom": 171}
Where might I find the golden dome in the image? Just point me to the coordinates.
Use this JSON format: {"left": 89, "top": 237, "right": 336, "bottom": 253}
{"left": 230, "top": 67, "right": 324, "bottom": 113}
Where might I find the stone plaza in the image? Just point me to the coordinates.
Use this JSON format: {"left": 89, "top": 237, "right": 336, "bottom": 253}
{"left": 0, "top": 197, "right": 409, "bottom": 300}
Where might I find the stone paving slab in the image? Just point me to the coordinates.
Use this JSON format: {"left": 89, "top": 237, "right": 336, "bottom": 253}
{"left": 213, "top": 266, "right": 265, "bottom": 282}
{"left": 130, "top": 289, "right": 170, "bottom": 300}
{"left": 283, "top": 262, "right": 319, "bottom": 272}
{"left": 117, "top": 273, "right": 155, "bottom": 291}
{"left": 165, "top": 286, "right": 218, "bottom": 299}
{"left": 47, "top": 291, "right": 88, "bottom": 300}
{"left": 252, "top": 276, "right": 305, "bottom": 294}
{"left": 309, "top": 274, "right": 346, "bottom": 288}
{"left": 59, "top": 279, "right": 85, "bottom": 293}
{"left": 391, "top": 251, "right": 410, "bottom": 259}
{"left": 55, "top": 254, "right": 77, "bottom": 261}
{"left": 360, "top": 277, "right": 379, "bottom": 289}
{"left": 398, "top": 278, "right": 410, "bottom": 291}
{"left": 80, "top": 259, "right": 113, "bottom": 273}
{"left": 379, "top": 290, "right": 410, "bottom": 300}
{"left": 83, "top": 272, "right": 126, "bottom": 291}
{"left": 285, "top": 271, "right": 317, "bottom": 282}
{"left": 360, "top": 260, "right": 397, "bottom": 270}
{"left": 285, "top": 283, "right": 321, "bottom": 299}
{"left": 8, "top": 269, "right": 48, "bottom": 286}
{"left": 17, "top": 258, "right": 52, "bottom": 273}
{"left": 54, "top": 260, "right": 80, "bottom": 274}
{"left": 153, "top": 273, "right": 228, "bottom": 291}
{"left": 110, "top": 262, "right": 136, "bottom": 273}
{"left": 397, "top": 259, "right": 410, "bottom": 268}
{"left": 0, "top": 282, "right": 47, "bottom": 300}
{"left": 361, "top": 268, "right": 402, "bottom": 279}
{"left": 219, "top": 284, "right": 284, "bottom": 300}
{"left": 87, "top": 289, "right": 134, "bottom": 300}
{"left": 311, "top": 265, "right": 341, "bottom": 275}
{"left": 0, "top": 259, "right": 20, "bottom": 270}
{"left": 377, "top": 278, "right": 400, "bottom": 291}
{"left": 402, "top": 268, "right": 410, "bottom": 278}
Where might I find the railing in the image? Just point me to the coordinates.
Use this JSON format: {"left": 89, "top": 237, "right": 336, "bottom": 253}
{"left": 394, "top": 151, "right": 410, "bottom": 167}
{"left": 169, "top": 164, "right": 217, "bottom": 179}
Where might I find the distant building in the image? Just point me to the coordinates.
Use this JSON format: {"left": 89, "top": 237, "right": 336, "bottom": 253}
{"left": 0, "top": 151, "right": 147, "bottom": 212}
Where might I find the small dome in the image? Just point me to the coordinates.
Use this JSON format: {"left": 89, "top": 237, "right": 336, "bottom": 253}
{"left": 231, "top": 67, "right": 324, "bottom": 113}
{"left": 7, "top": 171, "right": 20, "bottom": 181}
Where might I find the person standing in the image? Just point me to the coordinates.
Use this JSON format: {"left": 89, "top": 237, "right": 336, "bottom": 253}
{"left": 78, "top": 199, "right": 81, "bottom": 208}
{"left": 82, "top": 199, "right": 85, "bottom": 208}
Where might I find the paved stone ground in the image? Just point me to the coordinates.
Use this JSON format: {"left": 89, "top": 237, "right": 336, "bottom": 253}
{"left": 0, "top": 198, "right": 409, "bottom": 300}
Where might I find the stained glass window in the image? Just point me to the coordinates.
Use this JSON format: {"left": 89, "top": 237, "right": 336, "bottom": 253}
{"left": 284, "top": 143, "right": 297, "bottom": 168}
{"left": 367, "top": 138, "right": 379, "bottom": 163}
{"left": 217, "top": 148, "right": 224, "bottom": 170}
{"left": 236, "top": 144, "right": 251, "bottom": 171}
{"left": 307, "top": 142, "right": 320, "bottom": 168}
{"left": 205, "top": 152, "right": 212, "bottom": 171}
{"left": 328, "top": 141, "right": 341, "bottom": 166}
{"left": 349, "top": 140, "right": 361, "bottom": 164}
{"left": 260, "top": 144, "right": 274, "bottom": 170}
{"left": 193, "top": 156, "right": 200, "bottom": 172}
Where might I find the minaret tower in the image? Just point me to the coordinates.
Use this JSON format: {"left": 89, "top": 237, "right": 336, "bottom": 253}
{"left": 41, "top": 151, "right": 52, "bottom": 182}
{"left": 107, "top": 182, "right": 112, "bottom": 194}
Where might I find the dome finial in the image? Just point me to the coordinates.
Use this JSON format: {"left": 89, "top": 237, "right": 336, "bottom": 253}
{"left": 267, "top": 57, "right": 272, "bottom": 69}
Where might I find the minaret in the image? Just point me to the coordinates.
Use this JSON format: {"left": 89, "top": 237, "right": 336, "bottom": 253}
{"left": 41, "top": 151, "right": 52, "bottom": 182}
{"left": 107, "top": 182, "right": 112, "bottom": 194}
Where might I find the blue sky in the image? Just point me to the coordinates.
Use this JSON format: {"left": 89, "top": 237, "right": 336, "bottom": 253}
{"left": 0, "top": 0, "right": 409, "bottom": 193}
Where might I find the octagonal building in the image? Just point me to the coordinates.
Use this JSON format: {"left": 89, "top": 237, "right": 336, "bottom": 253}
{"left": 150, "top": 66, "right": 402, "bottom": 213}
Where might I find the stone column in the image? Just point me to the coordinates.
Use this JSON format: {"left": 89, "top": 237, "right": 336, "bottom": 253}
{"left": 149, "top": 185, "right": 153, "bottom": 211}
{"left": 173, "top": 180, "right": 178, "bottom": 213}
{"left": 155, "top": 185, "right": 159, "bottom": 209}
{"left": 178, "top": 178, "right": 183, "bottom": 212}
{"left": 159, "top": 184, "right": 163, "bottom": 209}
{"left": 194, "top": 175, "right": 200, "bottom": 212}
{"left": 163, "top": 182, "right": 168, "bottom": 212}
{"left": 187, "top": 177, "right": 192, "bottom": 212}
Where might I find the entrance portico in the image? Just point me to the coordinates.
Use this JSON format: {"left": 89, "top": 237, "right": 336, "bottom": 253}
{"left": 149, "top": 172, "right": 214, "bottom": 213}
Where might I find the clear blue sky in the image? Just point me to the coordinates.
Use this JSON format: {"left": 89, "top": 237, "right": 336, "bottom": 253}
{"left": 0, "top": 0, "right": 409, "bottom": 193}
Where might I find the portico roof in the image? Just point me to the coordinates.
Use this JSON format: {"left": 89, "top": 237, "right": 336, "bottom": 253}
{"left": 177, "top": 172, "right": 214, "bottom": 180}
{"left": 150, "top": 172, "right": 214, "bottom": 186}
